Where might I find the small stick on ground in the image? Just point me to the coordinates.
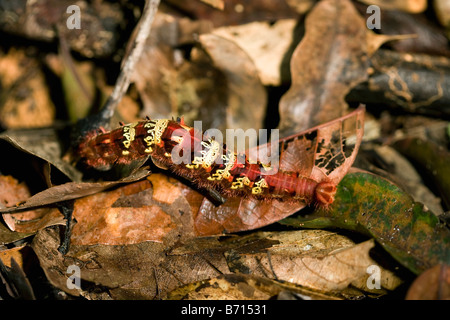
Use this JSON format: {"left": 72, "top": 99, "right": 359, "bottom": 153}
{"left": 73, "top": 0, "right": 161, "bottom": 141}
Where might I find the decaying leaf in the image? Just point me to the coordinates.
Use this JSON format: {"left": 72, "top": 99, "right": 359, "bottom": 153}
{"left": 32, "top": 223, "right": 402, "bottom": 300}
{"left": 278, "top": 0, "right": 370, "bottom": 136}
{"left": 0, "top": 168, "right": 151, "bottom": 217}
{"left": 0, "top": 48, "right": 55, "bottom": 129}
{"left": 132, "top": 11, "right": 267, "bottom": 135}
{"left": 0, "top": 127, "right": 82, "bottom": 183}
{"left": 212, "top": 19, "right": 298, "bottom": 86}
{"left": 166, "top": 273, "right": 343, "bottom": 300}
{"left": 198, "top": 33, "right": 267, "bottom": 137}
{"left": 277, "top": 0, "right": 400, "bottom": 137}
{"left": 406, "top": 264, "right": 450, "bottom": 300}
{"left": 281, "top": 170, "right": 450, "bottom": 275}
{"left": 70, "top": 179, "right": 178, "bottom": 245}
{"left": 221, "top": 231, "right": 402, "bottom": 293}
{"left": 0, "top": 175, "right": 62, "bottom": 240}
{"left": 0, "top": 256, "right": 35, "bottom": 299}
{"left": 31, "top": 226, "right": 226, "bottom": 299}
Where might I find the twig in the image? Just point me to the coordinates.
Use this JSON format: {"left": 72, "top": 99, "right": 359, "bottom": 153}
{"left": 98, "top": 0, "right": 160, "bottom": 123}
{"left": 72, "top": 0, "right": 160, "bottom": 142}
{"left": 57, "top": 200, "right": 75, "bottom": 255}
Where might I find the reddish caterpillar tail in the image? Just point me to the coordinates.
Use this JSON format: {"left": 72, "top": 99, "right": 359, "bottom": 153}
{"left": 75, "top": 118, "right": 337, "bottom": 206}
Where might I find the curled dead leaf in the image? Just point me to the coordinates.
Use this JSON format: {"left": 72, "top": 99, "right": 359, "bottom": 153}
{"left": 278, "top": 0, "right": 377, "bottom": 136}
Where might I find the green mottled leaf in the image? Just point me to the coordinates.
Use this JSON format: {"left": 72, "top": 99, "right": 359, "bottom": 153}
{"left": 280, "top": 170, "right": 450, "bottom": 275}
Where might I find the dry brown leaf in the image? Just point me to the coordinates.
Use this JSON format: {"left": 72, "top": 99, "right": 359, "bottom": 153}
{"left": 132, "top": 12, "right": 232, "bottom": 131}
{"left": 0, "top": 48, "right": 55, "bottom": 129}
{"left": 0, "top": 176, "right": 31, "bottom": 209}
{"left": 212, "top": 19, "right": 297, "bottom": 86}
{"left": 31, "top": 226, "right": 228, "bottom": 299}
{"left": 67, "top": 175, "right": 198, "bottom": 246}
{"left": 167, "top": 273, "right": 343, "bottom": 300}
{"left": 0, "top": 246, "right": 27, "bottom": 269}
{"left": 0, "top": 168, "right": 150, "bottom": 215}
{"left": 0, "top": 175, "right": 64, "bottom": 233}
{"left": 199, "top": 33, "right": 267, "bottom": 139}
{"left": 0, "top": 127, "right": 83, "bottom": 182}
{"left": 222, "top": 230, "right": 402, "bottom": 292}
{"left": 278, "top": 0, "right": 370, "bottom": 136}
{"left": 70, "top": 179, "right": 178, "bottom": 245}
{"left": 406, "top": 264, "right": 450, "bottom": 300}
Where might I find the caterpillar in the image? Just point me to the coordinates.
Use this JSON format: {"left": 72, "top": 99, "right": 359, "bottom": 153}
{"left": 75, "top": 110, "right": 365, "bottom": 207}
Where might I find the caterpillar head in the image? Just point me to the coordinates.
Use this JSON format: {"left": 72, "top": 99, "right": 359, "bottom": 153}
{"left": 315, "top": 181, "right": 337, "bottom": 206}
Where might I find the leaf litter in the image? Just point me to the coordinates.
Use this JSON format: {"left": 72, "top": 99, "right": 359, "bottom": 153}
{"left": 0, "top": 0, "right": 448, "bottom": 301}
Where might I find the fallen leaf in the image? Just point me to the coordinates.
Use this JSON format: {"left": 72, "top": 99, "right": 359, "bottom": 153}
{"left": 166, "top": 273, "right": 342, "bottom": 300}
{"left": 199, "top": 33, "right": 267, "bottom": 139}
{"left": 0, "top": 48, "right": 55, "bottom": 128}
{"left": 31, "top": 226, "right": 227, "bottom": 299}
{"left": 32, "top": 225, "right": 382, "bottom": 300}
{"left": 70, "top": 179, "right": 178, "bottom": 245}
{"left": 0, "top": 256, "right": 35, "bottom": 299}
{"left": 221, "top": 230, "right": 402, "bottom": 293}
{"left": 0, "top": 175, "right": 64, "bottom": 234}
{"left": 212, "top": 19, "right": 298, "bottom": 86}
{"left": 0, "top": 168, "right": 150, "bottom": 216}
{"left": 277, "top": 0, "right": 371, "bottom": 136}
{"left": 0, "top": 127, "right": 82, "bottom": 182}
{"left": 406, "top": 264, "right": 450, "bottom": 300}
{"left": 281, "top": 170, "right": 450, "bottom": 275}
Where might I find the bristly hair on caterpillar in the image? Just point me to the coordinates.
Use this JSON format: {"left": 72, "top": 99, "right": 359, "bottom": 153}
{"left": 75, "top": 116, "right": 338, "bottom": 207}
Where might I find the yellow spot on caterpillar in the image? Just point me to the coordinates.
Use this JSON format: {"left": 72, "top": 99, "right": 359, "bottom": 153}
{"left": 200, "top": 139, "right": 221, "bottom": 170}
{"left": 230, "top": 176, "right": 251, "bottom": 189}
{"left": 122, "top": 123, "right": 136, "bottom": 151}
{"left": 186, "top": 156, "right": 202, "bottom": 169}
{"left": 143, "top": 119, "right": 169, "bottom": 151}
{"left": 251, "top": 178, "right": 268, "bottom": 195}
